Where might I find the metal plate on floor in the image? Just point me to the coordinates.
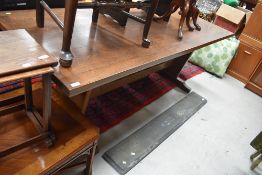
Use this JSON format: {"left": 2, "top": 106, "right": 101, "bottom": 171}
{"left": 102, "top": 92, "right": 207, "bottom": 175}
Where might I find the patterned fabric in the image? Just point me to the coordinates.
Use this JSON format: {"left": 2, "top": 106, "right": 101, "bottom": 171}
{"left": 85, "top": 62, "right": 204, "bottom": 132}
{"left": 196, "top": 0, "right": 222, "bottom": 21}
{"left": 189, "top": 36, "right": 240, "bottom": 77}
{"left": 0, "top": 77, "right": 41, "bottom": 94}
{"left": 179, "top": 62, "right": 205, "bottom": 80}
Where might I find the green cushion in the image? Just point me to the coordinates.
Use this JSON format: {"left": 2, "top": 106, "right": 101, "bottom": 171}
{"left": 189, "top": 37, "right": 239, "bottom": 77}
{"left": 224, "top": 0, "right": 239, "bottom": 7}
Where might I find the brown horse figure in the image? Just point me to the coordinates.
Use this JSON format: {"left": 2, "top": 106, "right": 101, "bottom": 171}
{"left": 154, "top": 0, "right": 201, "bottom": 39}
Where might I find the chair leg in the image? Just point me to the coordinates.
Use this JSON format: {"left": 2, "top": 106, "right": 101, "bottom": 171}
{"left": 36, "top": 0, "right": 44, "bottom": 27}
{"left": 142, "top": 0, "right": 159, "bottom": 48}
{"left": 59, "top": 0, "right": 78, "bottom": 68}
{"left": 251, "top": 154, "right": 262, "bottom": 170}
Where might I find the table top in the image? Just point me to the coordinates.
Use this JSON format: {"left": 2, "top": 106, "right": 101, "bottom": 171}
{"left": 0, "top": 9, "right": 233, "bottom": 97}
{"left": 0, "top": 29, "right": 58, "bottom": 77}
{"left": 0, "top": 88, "right": 99, "bottom": 175}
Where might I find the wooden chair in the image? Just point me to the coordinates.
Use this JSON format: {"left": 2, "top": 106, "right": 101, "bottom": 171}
{"left": 36, "top": 0, "right": 159, "bottom": 67}
{"left": 250, "top": 131, "right": 262, "bottom": 170}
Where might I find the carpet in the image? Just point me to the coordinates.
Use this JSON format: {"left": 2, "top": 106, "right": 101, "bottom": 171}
{"left": 85, "top": 62, "right": 204, "bottom": 132}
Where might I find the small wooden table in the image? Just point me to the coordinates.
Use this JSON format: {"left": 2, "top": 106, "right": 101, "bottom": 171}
{"left": 0, "top": 9, "right": 233, "bottom": 114}
{"left": 0, "top": 29, "right": 58, "bottom": 157}
{"left": 0, "top": 88, "right": 99, "bottom": 175}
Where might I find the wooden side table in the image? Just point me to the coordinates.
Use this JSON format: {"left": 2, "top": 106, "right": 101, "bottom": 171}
{"left": 0, "top": 29, "right": 58, "bottom": 157}
{"left": 0, "top": 88, "right": 99, "bottom": 175}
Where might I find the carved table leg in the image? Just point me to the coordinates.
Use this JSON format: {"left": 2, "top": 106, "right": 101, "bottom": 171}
{"left": 36, "top": 0, "right": 45, "bottom": 27}
{"left": 159, "top": 53, "right": 192, "bottom": 93}
{"left": 142, "top": 0, "right": 159, "bottom": 48}
{"left": 59, "top": 0, "right": 78, "bottom": 67}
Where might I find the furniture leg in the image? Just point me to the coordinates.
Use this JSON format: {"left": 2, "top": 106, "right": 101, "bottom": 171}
{"left": 159, "top": 53, "right": 192, "bottom": 93}
{"left": 142, "top": 0, "right": 159, "bottom": 48}
{"left": 92, "top": 7, "right": 100, "bottom": 23}
{"left": 85, "top": 142, "right": 97, "bottom": 175}
{"left": 178, "top": 0, "right": 189, "bottom": 40}
{"left": 42, "top": 73, "right": 55, "bottom": 146}
{"left": 250, "top": 151, "right": 260, "bottom": 161}
{"left": 59, "top": 0, "right": 78, "bottom": 68}
{"left": 81, "top": 91, "right": 92, "bottom": 114}
{"left": 36, "top": 0, "right": 44, "bottom": 27}
{"left": 70, "top": 90, "right": 92, "bottom": 114}
{"left": 24, "top": 78, "right": 33, "bottom": 111}
{"left": 251, "top": 154, "right": 262, "bottom": 170}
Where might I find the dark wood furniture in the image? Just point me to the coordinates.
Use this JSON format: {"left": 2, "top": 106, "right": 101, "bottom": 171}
{"left": 227, "top": 1, "right": 262, "bottom": 96}
{"left": 250, "top": 131, "right": 262, "bottom": 170}
{"left": 154, "top": 0, "right": 201, "bottom": 39}
{"left": 0, "top": 9, "right": 233, "bottom": 114}
{"left": 239, "top": 0, "right": 258, "bottom": 10}
{"left": 35, "top": 0, "right": 159, "bottom": 67}
{"left": 0, "top": 86, "right": 99, "bottom": 175}
{"left": 0, "top": 29, "right": 58, "bottom": 157}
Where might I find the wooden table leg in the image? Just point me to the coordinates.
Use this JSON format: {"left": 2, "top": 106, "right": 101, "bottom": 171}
{"left": 42, "top": 73, "right": 55, "bottom": 146}
{"left": 142, "top": 0, "right": 159, "bottom": 48}
{"left": 59, "top": 0, "right": 78, "bottom": 68}
{"left": 36, "top": 0, "right": 45, "bottom": 27}
{"left": 92, "top": 7, "right": 100, "bottom": 23}
{"left": 86, "top": 142, "right": 97, "bottom": 175}
{"left": 159, "top": 53, "right": 192, "bottom": 93}
{"left": 24, "top": 78, "right": 33, "bottom": 111}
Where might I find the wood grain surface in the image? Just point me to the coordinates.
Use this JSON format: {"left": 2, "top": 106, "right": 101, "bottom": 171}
{"left": 0, "top": 88, "right": 99, "bottom": 175}
{"left": 0, "top": 9, "right": 233, "bottom": 97}
{"left": 0, "top": 29, "right": 57, "bottom": 77}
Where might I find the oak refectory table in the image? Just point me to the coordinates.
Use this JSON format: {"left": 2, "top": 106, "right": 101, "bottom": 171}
{"left": 0, "top": 9, "right": 233, "bottom": 114}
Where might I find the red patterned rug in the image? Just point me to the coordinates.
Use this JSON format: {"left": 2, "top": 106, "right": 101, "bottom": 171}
{"left": 85, "top": 62, "right": 204, "bottom": 132}
{"left": 0, "top": 62, "right": 204, "bottom": 132}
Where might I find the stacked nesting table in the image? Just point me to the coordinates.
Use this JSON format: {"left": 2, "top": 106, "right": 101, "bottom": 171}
{"left": 0, "top": 29, "right": 99, "bottom": 174}
{"left": 0, "top": 29, "right": 58, "bottom": 157}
